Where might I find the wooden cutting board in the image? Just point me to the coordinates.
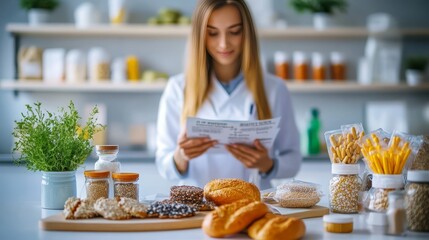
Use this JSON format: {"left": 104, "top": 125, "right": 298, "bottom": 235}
{"left": 40, "top": 205, "right": 329, "bottom": 232}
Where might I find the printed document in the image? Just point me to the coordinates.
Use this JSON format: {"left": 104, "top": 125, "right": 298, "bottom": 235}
{"left": 186, "top": 117, "right": 281, "bottom": 153}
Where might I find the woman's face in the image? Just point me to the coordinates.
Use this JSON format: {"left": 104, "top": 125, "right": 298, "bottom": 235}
{"left": 206, "top": 5, "right": 243, "bottom": 68}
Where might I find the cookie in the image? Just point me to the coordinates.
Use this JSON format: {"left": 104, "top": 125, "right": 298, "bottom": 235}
{"left": 94, "top": 197, "right": 131, "bottom": 220}
{"left": 73, "top": 199, "right": 99, "bottom": 219}
{"left": 117, "top": 197, "right": 147, "bottom": 218}
{"left": 63, "top": 197, "right": 81, "bottom": 219}
{"left": 170, "top": 185, "right": 204, "bottom": 204}
{"left": 161, "top": 199, "right": 215, "bottom": 211}
{"left": 63, "top": 197, "right": 99, "bottom": 219}
{"left": 147, "top": 201, "right": 196, "bottom": 219}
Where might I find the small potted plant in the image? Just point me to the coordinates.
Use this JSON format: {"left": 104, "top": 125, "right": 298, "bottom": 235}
{"left": 20, "top": 0, "right": 59, "bottom": 26}
{"left": 405, "top": 56, "right": 427, "bottom": 86}
{"left": 290, "top": 0, "right": 347, "bottom": 30}
{"left": 13, "top": 101, "right": 103, "bottom": 209}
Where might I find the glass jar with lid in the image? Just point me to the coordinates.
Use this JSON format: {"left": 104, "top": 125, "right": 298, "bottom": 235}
{"left": 405, "top": 170, "right": 429, "bottom": 232}
{"left": 94, "top": 145, "right": 120, "bottom": 174}
{"left": 364, "top": 174, "right": 405, "bottom": 213}
{"left": 84, "top": 170, "right": 110, "bottom": 201}
{"left": 329, "top": 163, "right": 362, "bottom": 213}
{"left": 112, "top": 172, "right": 139, "bottom": 200}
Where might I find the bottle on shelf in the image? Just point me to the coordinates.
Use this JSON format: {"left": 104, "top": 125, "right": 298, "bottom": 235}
{"left": 274, "top": 51, "right": 289, "bottom": 80}
{"left": 312, "top": 52, "right": 326, "bottom": 81}
{"left": 330, "top": 52, "right": 346, "bottom": 81}
{"left": 126, "top": 55, "right": 140, "bottom": 82}
{"left": 307, "top": 108, "right": 321, "bottom": 155}
{"left": 293, "top": 51, "right": 308, "bottom": 81}
{"left": 88, "top": 47, "right": 110, "bottom": 82}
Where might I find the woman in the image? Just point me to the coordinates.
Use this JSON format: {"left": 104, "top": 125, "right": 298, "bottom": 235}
{"left": 156, "top": 0, "right": 301, "bottom": 189}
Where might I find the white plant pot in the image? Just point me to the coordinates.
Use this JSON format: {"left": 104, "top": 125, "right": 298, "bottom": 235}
{"left": 28, "top": 9, "right": 50, "bottom": 26}
{"left": 406, "top": 69, "right": 424, "bottom": 86}
{"left": 313, "top": 13, "right": 333, "bottom": 30}
{"left": 41, "top": 171, "right": 76, "bottom": 209}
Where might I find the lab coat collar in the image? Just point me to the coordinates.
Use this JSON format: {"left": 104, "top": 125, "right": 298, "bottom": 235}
{"left": 209, "top": 72, "right": 245, "bottom": 111}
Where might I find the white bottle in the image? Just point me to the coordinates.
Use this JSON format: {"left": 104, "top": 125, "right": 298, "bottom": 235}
{"left": 66, "top": 49, "right": 86, "bottom": 83}
{"left": 365, "top": 13, "right": 402, "bottom": 84}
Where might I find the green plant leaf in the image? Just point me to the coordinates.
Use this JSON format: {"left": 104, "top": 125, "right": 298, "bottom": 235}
{"left": 20, "top": 0, "right": 59, "bottom": 11}
{"left": 12, "top": 101, "right": 104, "bottom": 172}
{"left": 290, "top": 0, "right": 347, "bottom": 14}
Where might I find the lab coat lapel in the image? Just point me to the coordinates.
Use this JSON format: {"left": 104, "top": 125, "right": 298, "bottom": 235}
{"left": 208, "top": 74, "right": 231, "bottom": 113}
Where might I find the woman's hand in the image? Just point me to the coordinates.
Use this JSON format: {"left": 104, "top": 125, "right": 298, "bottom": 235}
{"left": 226, "top": 139, "right": 273, "bottom": 174}
{"left": 173, "top": 133, "right": 218, "bottom": 174}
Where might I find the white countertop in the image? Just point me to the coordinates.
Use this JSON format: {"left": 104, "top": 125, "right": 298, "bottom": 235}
{"left": 0, "top": 161, "right": 422, "bottom": 240}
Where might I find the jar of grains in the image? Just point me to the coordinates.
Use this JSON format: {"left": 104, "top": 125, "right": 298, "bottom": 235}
{"left": 84, "top": 170, "right": 110, "bottom": 201}
{"left": 329, "top": 163, "right": 362, "bottom": 213}
{"left": 405, "top": 170, "right": 429, "bottom": 232}
{"left": 112, "top": 172, "right": 139, "bottom": 200}
{"left": 364, "top": 174, "right": 405, "bottom": 213}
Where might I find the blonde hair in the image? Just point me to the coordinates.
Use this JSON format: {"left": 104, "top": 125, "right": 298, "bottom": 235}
{"left": 182, "top": 0, "right": 272, "bottom": 123}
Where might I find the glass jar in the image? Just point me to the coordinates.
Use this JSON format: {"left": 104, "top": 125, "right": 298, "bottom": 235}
{"left": 330, "top": 52, "right": 346, "bottom": 81}
{"left": 274, "top": 51, "right": 289, "bottom": 80}
{"left": 386, "top": 190, "right": 406, "bottom": 235}
{"left": 364, "top": 174, "right": 405, "bottom": 213}
{"left": 293, "top": 51, "right": 308, "bottom": 81}
{"left": 84, "top": 170, "right": 110, "bottom": 201}
{"left": 112, "top": 172, "right": 139, "bottom": 200}
{"left": 311, "top": 52, "right": 326, "bottom": 81}
{"left": 94, "top": 145, "right": 120, "bottom": 174}
{"left": 329, "top": 163, "right": 362, "bottom": 213}
{"left": 405, "top": 170, "right": 429, "bottom": 232}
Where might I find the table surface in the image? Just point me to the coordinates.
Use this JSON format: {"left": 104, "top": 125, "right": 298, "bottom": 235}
{"left": 0, "top": 161, "right": 425, "bottom": 240}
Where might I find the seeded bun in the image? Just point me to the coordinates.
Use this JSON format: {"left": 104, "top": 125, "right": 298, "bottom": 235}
{"left": 204, "top": 178, "right": 260, "bottom": 206}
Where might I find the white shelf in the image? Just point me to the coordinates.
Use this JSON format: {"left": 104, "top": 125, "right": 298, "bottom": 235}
{"left": 0, "top": 80, "right": 166, "bottom": 93}
{"left": 285, "top": 81, "right": 429, "bottom": 93}
{"left": 7, "top": 23, "right": 429, "bottom": 38}
{"left": 2, "top": 80, "right": 429, "bottom": 93}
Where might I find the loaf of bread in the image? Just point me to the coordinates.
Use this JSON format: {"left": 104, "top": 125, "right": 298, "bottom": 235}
{"left": 202, "top": 199, "right": 268, "bottom": 238}
{"left": 248, "top": 213, "right": 306, "bottom": 240}
{"left": 204, "top": 178, "right": 260, "bottom": 205}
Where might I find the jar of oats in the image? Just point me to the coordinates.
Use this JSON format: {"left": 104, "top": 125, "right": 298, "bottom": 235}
{"left": 112, "top": 172, "right": 139, "bottom": 200}
{"left": 84, "top": 170, "right": 110, "bottom": 201}
{"left": 405, "top": 170, "right": 429, "bottom": 232}
{"left": 329, "top": 163, "right": 362, "bottom": 213}
{"left": 364, "top": 174, "right": 404, "bottom": 213}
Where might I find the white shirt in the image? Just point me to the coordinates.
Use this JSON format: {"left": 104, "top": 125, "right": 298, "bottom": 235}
{"left": 156, "top": 72, "right": 301, "bottom": 189}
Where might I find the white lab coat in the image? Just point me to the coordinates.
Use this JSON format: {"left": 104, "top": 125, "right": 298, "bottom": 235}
{"left": 156, "top": 72, "right": 301, "bottom": 190}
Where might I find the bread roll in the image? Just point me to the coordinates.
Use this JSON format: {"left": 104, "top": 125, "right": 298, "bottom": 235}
{"left": 204, "top": 178, "right": 260, "bottom": 205}
{"left": 248, "top": 213, "right": 306, "bottom": 240}
{"left": 202, "top": 199, "right": 268, "bottom": 238}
